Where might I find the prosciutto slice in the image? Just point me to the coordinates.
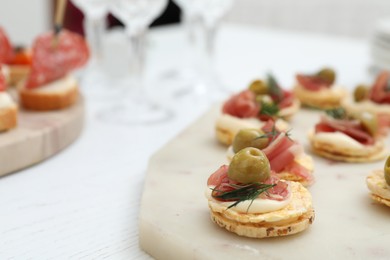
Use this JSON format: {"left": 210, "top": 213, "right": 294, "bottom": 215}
{"left": 222, "top": 90, "right": 259, "bottom": 118}
{"left": 207, "top": 165, "right": 289, "bottom": 201}
{"left": 369, "top": 71, "right": 390, "bottom": 104}
{"left": 296, "top": 74, "right": 330, "bottom": 91}
{"left": 315, "top": 116, "right": 374, "bottom": 145}
{"left": 278, "top": 90, "right": 295, "bottom": 108}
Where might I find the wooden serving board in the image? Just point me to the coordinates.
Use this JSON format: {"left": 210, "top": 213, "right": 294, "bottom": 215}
{"left": 0, "top": 98, "right": 84, "bottom": 177}
{"left": 139, "top": 106, "right": 390, "bottom": 260}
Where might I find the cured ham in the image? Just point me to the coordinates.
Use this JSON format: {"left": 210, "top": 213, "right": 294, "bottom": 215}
{"left": 283, "top": 161, "right": 313, "bottom": 183}
{"left": 262, "top": 133, "right": 303, "bottom": 173}
{"left": 25, "top": 29, "right": 89, "bottom": 89}
{"left": 296, "top": 74, "right": 330, "bottom": 91}
{"left": 222, "top": 90, "right": 259, "bottom": 118}
{"left": 315, "top": 115, "right": 374, "bottom": 145}
{"left": 222, "top": 75, "right": 297, "bottom": 120}
{"left": 278, "top": 90, "right": 294, "bottom": 108}
{"left": 207, "top": 165, "right": 230, "bottom": 186}
{"left": 369, "top": 71, "right": 390, "bottom": 104}
{"left": 207, "top": 165, "right": 289, "bottom": 201}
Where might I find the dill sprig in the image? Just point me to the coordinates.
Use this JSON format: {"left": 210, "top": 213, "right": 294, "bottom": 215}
{"left": 255, "top": 124, "right": 279, "bottom": 142}
{"left": 259, "top": 101, "right": 280, "bottom": 116}
{"left": 212, "top": 183, "right": 276, "bottom": 211}
{"left": 253, "top": 124, "right": 293, "bottom": 144}
{"left": 325, "top": 107, "right": 347, "bottom": 119}
{"left": 267, "top": 73, "right": 283, "bottom": 102}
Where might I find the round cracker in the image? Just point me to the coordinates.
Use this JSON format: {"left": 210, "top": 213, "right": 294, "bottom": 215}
{"left": 366, "top": 170, "right": 390, "bottom": 201}
{"left": 216, "top": 126, "right": 235, "bottom": 146}
{"left": 342, "top": 97, "right": 390, "bottom": 117}
{"left": 209, "top": 182, "right": 312, "bottom": 224}
{"left": 210, "top": 208, "right": 314, "bottom": 238}
{"left": 370, "top": 194, "right": 390, "bottom": 208}
{"left": 308, "top": 131, "right": 387, "bottom": 163}
{"left": 293, "top": 84, "right": 346, "bottom": 109}
{"left": 208, "top": 182, "right": 314, "bottom": 238}
{"left": 310, "top": 145, "right": 387, "bottom": 163}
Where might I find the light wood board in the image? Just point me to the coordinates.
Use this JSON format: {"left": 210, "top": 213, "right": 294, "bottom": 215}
{"left": 0, "top": 98, "right": 84, "bottom": 177}
{"left": 139, "top": 106, "right": 390, "bottom": 260}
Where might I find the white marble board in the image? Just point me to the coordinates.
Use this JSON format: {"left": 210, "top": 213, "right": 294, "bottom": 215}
{"left": 140, "top": 106, "right": 390, "bottom": 260}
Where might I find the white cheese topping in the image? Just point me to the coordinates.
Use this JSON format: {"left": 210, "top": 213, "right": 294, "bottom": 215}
{"left": 0, "top": 92, "right": 15, "bottom": 109}
{"left": 26, "top": 75, "right": 77, "bottom": 94}
{"left": 217, "top": 114, "right": 265, "bottom": 134}
{"left": 206, "top": 184, "right": 292, "bottom": 214}
{"left": 313, "top": 131, "right": 364, "bottom": 149}
{"left": 1, "top": 65, "right": 10, "bottom": 82}
{"left": 217, "top": 114, "right": 289, "bottom": 135}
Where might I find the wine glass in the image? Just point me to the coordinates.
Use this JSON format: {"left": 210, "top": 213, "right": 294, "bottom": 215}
{"left": 97, "top": 0, "right": 172, "bottom": 125}
{"left": 173, "top": 0, "right": 235, "bottom": 101}
{"left": 71, "top": 0, "right": 114, "bottom": 98}
{"left": 71, "top": 0, "right": 110, "bottom": 63}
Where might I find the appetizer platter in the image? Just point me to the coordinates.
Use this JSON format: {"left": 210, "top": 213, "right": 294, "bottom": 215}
{"left": 140, "top": 104, "right": 390, "bottom": 259}
{"left": 0, "top": 95, "right": 84, "bottom": 177}
{"left": 0, "top": 21, "right": 89, "bottom": 177}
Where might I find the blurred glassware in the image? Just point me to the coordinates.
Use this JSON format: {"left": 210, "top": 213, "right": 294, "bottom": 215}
{"left": 370, "top": 18, "right": 390, "bottom": 75}
{"left": 71, "top": 0, "right": 110, "bottom": 63}
{"left": 71, "top": 0, "right": 114, "bottom": 99}
{"left": 98, "top": 0, "right": 172, "bottom": 125}
{"left": 173, "top": 0, "right": 235, "bottom": 101}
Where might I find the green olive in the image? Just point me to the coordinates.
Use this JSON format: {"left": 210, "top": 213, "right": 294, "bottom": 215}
{"left": 249, "top": 80, "right": 268, "bottom": 95}
{"left": 228, "top": 147, "right": 270, "bottom": 184}
{"left": 232, "top": 129, "right": 269, "bottom": 153}
{"left": 317, "top": 68, "right": 336, "bottom": 84}
{"left": 385, "top": 156, "right": 390, "bottom": 186}
{"left": 353, "top": 85, "right": 369, "bottom": 102}
{"left": 352, "top": 111, "right": 378, "bottom": 136}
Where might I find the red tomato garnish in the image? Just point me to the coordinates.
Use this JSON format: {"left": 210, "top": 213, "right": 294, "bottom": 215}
{"left": 8, "top": 50, "right": 32, "bottom": 66}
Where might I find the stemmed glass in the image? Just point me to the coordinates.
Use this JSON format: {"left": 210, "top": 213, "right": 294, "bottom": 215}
{"left": 71, "top": 0, "right": 112, "bottom": 97}
{"left": 173, "top": 0, "right": 235, "bottom": 100}
{"left": 98, "top": 0, "right": 172, "bottom": 125}
{"left": 71, "top": 0, "right": 109, "bottom": 59}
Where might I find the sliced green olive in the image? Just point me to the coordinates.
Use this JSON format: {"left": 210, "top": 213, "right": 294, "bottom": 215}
{"left": 249, "top": 80, "right": 268, "bottom": 95}
{"left": 228, "top": 147, "right": 270, "bottom": 184}
{"left": 317, "top": 68, "right": 336, "bottom": 84}
{"left": 385, "top": 156, "right": 390, "bottom": 186}
{"left": 354, "top": 85, "right": 369, "bottom": 102}
{"left": 232, "top": 129, "right": 269, "bottom": 153}
{"left": 352, "top": 111, "right": 378, "bottom": 136}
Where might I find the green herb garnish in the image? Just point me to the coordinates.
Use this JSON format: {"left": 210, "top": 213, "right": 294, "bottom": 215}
{"left": 260, "top": 101, "right": 279, "bottom": 116}
{"left": 267, "top": 73, "right": 283, "bottom": 102}
{"left": 255, "top": 124, "right": 279, "bottom": 142}
{"left": 325, "top": 107, "right": 347, "bottom": 119}
{"left": 254, "top": 124, "right": 292, "bottom": 143}
{"left": 212, "top": 183, "right": 276, "bottom": 211}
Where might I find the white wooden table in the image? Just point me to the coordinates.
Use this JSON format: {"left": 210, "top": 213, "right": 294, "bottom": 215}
{"left": 0, "top": 24, "right": 370, "bottom": 259}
